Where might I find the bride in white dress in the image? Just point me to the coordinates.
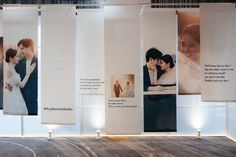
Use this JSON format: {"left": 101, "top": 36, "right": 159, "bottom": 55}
{"left": 158, "top": 54, "right": 176, "bottom": 85}
{"left": 4, "top": 48, "right": 36, "bottom": 115}
{"left": 148, "top": 54, "right": 176, "bottom": 92}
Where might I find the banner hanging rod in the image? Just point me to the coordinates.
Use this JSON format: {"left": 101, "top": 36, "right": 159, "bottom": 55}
{"left": 1, "top": 3, "right": 236, "bottom": 8}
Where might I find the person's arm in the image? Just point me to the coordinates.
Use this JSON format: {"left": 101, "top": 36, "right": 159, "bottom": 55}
{"left": 156, "top": 65, "right": 164, "bottom": 80}
{"left": 148, "top": 85, "right": 164, "bottom": 91}
{"left": 119, "top": 85, "right": 123, "bottom": 92}
{"left": 143, "top": 65, "right": 150, "bottom": 91}
{"left": 5, "top": 70, "right": 13, "bottom": 92}
{"left": 17, "top": 63, "right": 36, "bottom": 88}
{"left": 144, "top": 84, "right": 149, "bottom": 91}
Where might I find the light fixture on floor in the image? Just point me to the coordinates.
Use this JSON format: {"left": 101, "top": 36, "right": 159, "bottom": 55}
{"left": 96, "top": 130, "right": 101, "bottom": 140}
{"left": 48, "top": 129, "right": 53, "bottom": 139}
{"left": 197, "top": 128, "right": 201, "bottom": 139}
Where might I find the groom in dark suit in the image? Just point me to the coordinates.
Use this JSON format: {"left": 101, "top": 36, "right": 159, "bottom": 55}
{"left": 15, "top": 39, "right": 38, "bottom": 115}
{"left": 143, "top": 48, "right": 163, "bottom": 91}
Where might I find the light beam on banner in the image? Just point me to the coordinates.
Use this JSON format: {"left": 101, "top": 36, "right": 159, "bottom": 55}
{"left": 41, "top": 5, "right": 76, "bottom": 124}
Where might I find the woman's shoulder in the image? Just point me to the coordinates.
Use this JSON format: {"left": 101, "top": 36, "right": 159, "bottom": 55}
{"left": 169, "top": 67, "right": 176, "bottom": 77}
{"left": 6, "top": 68, "right": 14, "bottom": 78}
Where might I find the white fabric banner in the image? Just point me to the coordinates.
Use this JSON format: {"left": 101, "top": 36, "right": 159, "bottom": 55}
{"left": 77, "top": 9, "right": 104, "bottom": 95}
{"left": 0, "top": 9, "right": 2, "bottom": 36}
{"left": 142, "top": 9, "right": 177, "bottom": 57}
{"left": 201, "top": 4, "right": 236, "bottom": 101}
{"left": 3, "top": 6, "right": 38, "bottom": 115}
{"left": 41, "top": 5, "right": 76, "bottom": 124}
{"left": 177, "top": 9, "right": 201, "bottom": 95}
{"left": 105, "top": 6, "right": 142, "bottom": 134}
{"left": 142, "top": 9, "right": 177, "bottom": 132}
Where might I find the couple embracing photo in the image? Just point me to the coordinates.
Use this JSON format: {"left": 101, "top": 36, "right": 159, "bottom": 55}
{"left": 4, "top": 38, "right": 38, "bottom": 115}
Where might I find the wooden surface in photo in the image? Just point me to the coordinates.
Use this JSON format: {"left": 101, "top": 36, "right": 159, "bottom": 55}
{"left": 0, "top": 136, "right": 235, "bottom": 157}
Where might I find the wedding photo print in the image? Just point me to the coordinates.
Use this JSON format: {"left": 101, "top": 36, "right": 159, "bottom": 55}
{"left": 111, "top": 74, "right": 135, "bottom": 98}
{"left": 143, "top": 47, "right": 176, "bottom": 132}
{"left": 143, "top": 47, "right": 176, "bottom": 93}
{"left": 4, "top": 38, "right": 38, "bottom": 115}
{"left": 178, "top": 11, "right": 201, "bottom": 95}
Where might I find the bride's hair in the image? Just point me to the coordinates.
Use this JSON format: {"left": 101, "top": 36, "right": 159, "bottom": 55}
{"left": 5, "top": 48, "right": 17, "bottom": 63}
{"left": 161, "top": 54, "right": 175, "bottom": 68}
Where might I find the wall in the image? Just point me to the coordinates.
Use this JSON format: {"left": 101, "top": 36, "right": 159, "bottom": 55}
{"left": 0, "top": 82, "right": 227, "bottom": 137}
{"left": 177, "top": 96, "right": 226, "bottom": 136}
{"left": 227, "top": 102, "right": 236, "bottom": 141}
{"left": 0, "top": 6, "right": 228, "bottom": 137}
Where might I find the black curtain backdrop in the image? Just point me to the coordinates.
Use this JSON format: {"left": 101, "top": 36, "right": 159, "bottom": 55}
{"left": 144, "top": 95, "right": 176, "bottom": 132}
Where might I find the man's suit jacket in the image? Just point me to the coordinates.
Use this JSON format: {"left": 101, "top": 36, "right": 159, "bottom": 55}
{"left": 143, "top": 64, "right": 163, "bottom": 91}
{"left": 15, "top": 56, "right": 38, "bottom": 115}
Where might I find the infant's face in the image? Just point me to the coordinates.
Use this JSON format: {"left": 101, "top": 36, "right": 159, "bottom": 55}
{"left": 181, "top": 34, "right": 200, "bottom": 64}
{"left": 181, "top": 34, "right": 200, "bottom": 54}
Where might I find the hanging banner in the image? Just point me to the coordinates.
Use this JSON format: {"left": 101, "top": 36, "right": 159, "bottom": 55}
{"left": 201, "top": 4, "right": 236, "bottom": 101}
{"left": 105, "top": 6, "right": 142, "bottom": 134}
{"left": 41, "top": 6, "right": 76, "bottom": 124}
{"left": 0, "top": 10, "right": 3, "bottom": 109}
{"left": 3, "top": 6, "right": 38, "bottom": 115}
{"left": 77, "top": 9, "right": 104, "bottom": 95}
{"left": 142, "top": 9, "right": 176, "bottom": 132}
{"left": 177, "top": 9, "right": 201, "bottom": 95}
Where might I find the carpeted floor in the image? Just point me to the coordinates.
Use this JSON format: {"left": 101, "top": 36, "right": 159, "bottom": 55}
{"left": 0, "top": 136, "right": 235, "bottom": 157}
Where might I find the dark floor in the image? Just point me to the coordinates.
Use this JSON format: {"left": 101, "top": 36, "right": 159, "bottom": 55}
{"left": 0, "top": 136, "right": 236, "bottom": 157}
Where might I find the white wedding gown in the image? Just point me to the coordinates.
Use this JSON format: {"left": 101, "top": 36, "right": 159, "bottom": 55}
{"left": 4, "top": 67, "right": 28, "bottom": 115}
{"left": 158, "top": 67, "right": 176, "bottom": 85}
{"left": 178, "top": 51, "right": 201, "bottom": 94}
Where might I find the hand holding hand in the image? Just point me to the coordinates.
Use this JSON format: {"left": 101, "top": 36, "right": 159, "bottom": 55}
{"left": 5, "top": 82, "right": 13, "bottom": 92}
